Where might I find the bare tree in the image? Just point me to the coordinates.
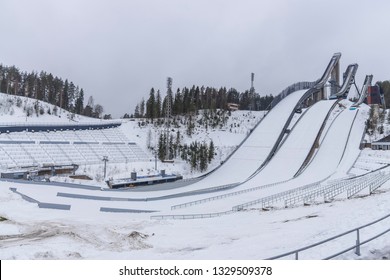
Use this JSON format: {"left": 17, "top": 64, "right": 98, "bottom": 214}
{"left": 94, "top": 104, "right": 104, "bottom": 118}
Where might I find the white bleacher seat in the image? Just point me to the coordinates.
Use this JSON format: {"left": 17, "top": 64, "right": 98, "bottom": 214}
{"left": 87, "top": 129, "right": 108, "bottom": 142}
{"left": 73, "top": 144, "right": 100, "bottom": 164}
{"left": 0, "top": 126, "right": 150, "bottom": 168}
{"left": 101, "top": 144, "right": 126, "bottom": 163}
{"left": 20, "top": 144, "right": 53, "bottom": 165}
{"left": 60, "top": 144, "right": 87, "bottom": 164}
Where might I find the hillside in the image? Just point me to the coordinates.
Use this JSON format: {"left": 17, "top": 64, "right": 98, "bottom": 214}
{"left": 0, "top": 91, "right": 265, "bottom": 183}
{"left": 0, "top": 92, "right": 103, "bottom": 124}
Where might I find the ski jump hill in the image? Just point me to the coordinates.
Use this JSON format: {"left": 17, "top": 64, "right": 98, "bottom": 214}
{"left": 4, "top": 52, "right": 390, "bottom": 260}
{"left": 6, "top": 52, "right": 386, "bottom": 220}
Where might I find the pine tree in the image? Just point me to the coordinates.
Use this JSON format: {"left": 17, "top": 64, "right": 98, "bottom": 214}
{"left": 174, "top": 130, "right": 181, "bottom": 158}
{"left": 75, "top": 88, "right": 84, "bottom": 115}
{"left": 140, "top": 98, "right": 145, "bottom": 117}
{"left": 199, "top": 143, "right": 208, "bottom": 172}
{"left": 68, "top": 81, "right": 76, "bottom": 112}
{"left": 63, "top": 79, "right": 69, "bottom": 110}
{"left": 190, "top": 142, "right": 198, "bottom": 170}
{"left": 146, "top": 128, "right": 152, "bottom": 149}
{"left": 187, "top": 115, "right": 194, "bottom": 136}
{"left": 158, "top": 133, "right": 166, "bottom": 160}
{"left": 134, "top": 104, "right": 140, "bottom": 118}
{"left": 146, "top": 88, "right": 155, "bottom": 120}
{"left": 156, "top": 89, "right": 162, "bottom": 118}
{"left": 169, "top": 134, "right": 174, "bottom": 159}
{"left": 208, "top": 140, "right": 215, "bottom": 163}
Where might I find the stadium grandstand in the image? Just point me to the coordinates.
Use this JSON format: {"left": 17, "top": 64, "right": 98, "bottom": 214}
{"left": 0, "top": 123, "right": 149, "bottom": 169}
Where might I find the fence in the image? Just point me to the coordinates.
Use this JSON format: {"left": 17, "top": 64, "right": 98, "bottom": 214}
{"left": 270, "top": 81, "right": 316, "bottom": 109}
{"left": 267, "top": 213, "right": 390, "bottom": 260}
{"left": 232, "top": 179, "right": 325, "bottom": 211}
{"left": 164, "top": 168, "right": 390, "bottom": 219}
{"left": 171, "top": 180, "right": 289, "bottom": 210}
{"left": 151, "top": 210, "right": 235, "bottom": 220}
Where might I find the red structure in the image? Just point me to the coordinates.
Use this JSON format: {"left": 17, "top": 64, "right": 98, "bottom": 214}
{"left": 367, "top": 85, "right": 382, "bottom": 105}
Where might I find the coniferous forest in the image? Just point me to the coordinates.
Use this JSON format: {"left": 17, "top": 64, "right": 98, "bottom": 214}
{"left": 131, "top": 86, "right": 274, "bottom": 119}
{"left": 131, "top": 85, "right": 274, "bottom": 172}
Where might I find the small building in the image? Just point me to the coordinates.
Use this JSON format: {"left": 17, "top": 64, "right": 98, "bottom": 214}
{"left": 107, "top": 171, "right": 183, "bottom": 189}
{"left": 227, "top": 103, "right": 239, "bottom": 111}
{"left": 371, "top": 135, "right": 390, "bottom": 150}
{"left": 1, "top": 170, "right": 27, "bottom": 180}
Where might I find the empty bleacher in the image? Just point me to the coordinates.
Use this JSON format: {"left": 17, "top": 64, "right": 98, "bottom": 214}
{"left": 0, "top": 126, "right": 149, "bottom": 169}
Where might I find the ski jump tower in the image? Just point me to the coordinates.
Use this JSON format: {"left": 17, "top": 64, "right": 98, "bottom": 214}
{"left": 317, "top": 53, "right": 341, "bottom": 102}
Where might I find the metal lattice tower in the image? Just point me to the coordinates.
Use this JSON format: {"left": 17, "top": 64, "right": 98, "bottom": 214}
{"left": 165, "top": 77, "right": 173, "bottom": 160}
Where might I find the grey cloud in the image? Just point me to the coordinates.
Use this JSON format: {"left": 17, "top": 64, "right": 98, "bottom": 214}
{"left": 1, "top": 0, "right": 390, "bottom": 117}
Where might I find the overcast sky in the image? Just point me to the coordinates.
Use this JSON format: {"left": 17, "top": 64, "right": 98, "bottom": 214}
{"left": 1, "top": 0, "right": 390, "bottom": 117}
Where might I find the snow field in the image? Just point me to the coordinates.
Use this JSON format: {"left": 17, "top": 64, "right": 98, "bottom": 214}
{"left": 2, "top": 90, "right": 390, "bottom": 259}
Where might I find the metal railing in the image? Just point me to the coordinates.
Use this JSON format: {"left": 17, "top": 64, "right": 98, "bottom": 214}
{"left": 151, "top": 210, "right": 235, "bottom": 220}
{"left": 270, "top": 81, "right": 316, "bottom": 109}
{"left": 232, "top": 179, "right": 325, "bottom": 211}
{"left": 153, "top": 167, "right": 390, "bottom": 220}
{"left": 267, "top": 213, "right": 390, "bottom": 260}
{"left": 171, "top": 180, "right": 290, "bottom": 210}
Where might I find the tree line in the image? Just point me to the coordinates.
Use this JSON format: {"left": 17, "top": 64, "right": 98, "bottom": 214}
{"left": 130, "top": 86, "right": 274, "bottom": 119}
{"left": 155, "top": 129, "right": 215, "bottom": 172}
{"left": 0, "top": 64, "right": 108, "bottom": 118}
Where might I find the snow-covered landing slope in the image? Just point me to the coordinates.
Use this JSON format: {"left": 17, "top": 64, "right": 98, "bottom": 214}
{"left": 191, "top": 89, "right": 308, "bottom": 187}
{"left": 243, "top": 100, "right": 337, "bottom": 186}
{"left": 298, "top": 104, "right": 367, "bottom": 182}
{"left": 152, "top": 102, "right": 370, "bottom": 216}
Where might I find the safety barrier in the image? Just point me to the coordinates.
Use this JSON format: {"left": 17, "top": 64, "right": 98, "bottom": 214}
{"left": 100, "top": 207, "right": 157, "bottom": 213}
{"left": 151, "top": 210, "right": 234, "bottom": 220}
{"left": 9, "top": 187, "right": 71, "bottom": 210}
{"left": 171, "top": 180, "right": 290, "bottom": 210}
{"left": 232, "top": 179, "right": 325, "bottom": 211}
{"left": 38, "top": 202, "right": 71, "bottom": 210}
{"left": 270, "top": 81, "right": 316, "bottom": 109}
{"left": 301, "top": 171, "right": 390, "bottom": 205}
{"left": 267, "top": 213, "right": 390, "bottom": 260}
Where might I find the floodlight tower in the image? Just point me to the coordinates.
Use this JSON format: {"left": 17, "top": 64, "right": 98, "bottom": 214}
{"left": 165, "top": 77, "right": 173, "bottom": 160}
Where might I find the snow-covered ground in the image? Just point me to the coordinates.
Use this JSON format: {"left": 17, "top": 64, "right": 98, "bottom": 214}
{"left": 1, "top": 179, "right": 390, "bottom": 260}
{"left": 0, "top": 92, "right": 109, "bottom": 124}
{"left": 1, "top": 91, "right": 390, "bottom": 260}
